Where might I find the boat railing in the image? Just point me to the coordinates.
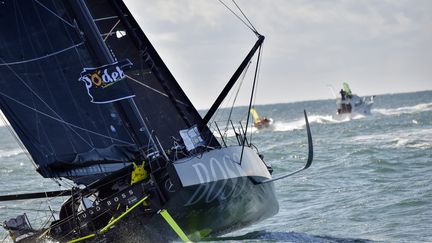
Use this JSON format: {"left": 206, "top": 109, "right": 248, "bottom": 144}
{"left": 211, "top": 120, "right": 252, "bottom": 149}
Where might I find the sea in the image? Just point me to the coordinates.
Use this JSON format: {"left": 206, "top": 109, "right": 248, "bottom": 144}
{"left": 0, "top": 90, "right": 431, "bottom": 243}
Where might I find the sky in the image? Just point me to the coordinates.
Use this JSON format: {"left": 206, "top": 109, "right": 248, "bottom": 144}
{"left": 124, "top": 0, "right": 432, "bottom": 110}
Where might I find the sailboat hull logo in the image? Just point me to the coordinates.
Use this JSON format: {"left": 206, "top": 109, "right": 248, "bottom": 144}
{"left": 79, "top": 59, "right": 135, "bottom": 104}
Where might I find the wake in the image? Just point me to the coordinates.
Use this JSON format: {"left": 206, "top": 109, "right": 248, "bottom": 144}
{"left": 213, "top": 114, "right": 364, "bottom": 137}
{"left": 272, "top": 114, "right": 365, "bottom": 132}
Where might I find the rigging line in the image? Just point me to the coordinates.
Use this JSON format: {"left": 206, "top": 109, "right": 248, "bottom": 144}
{"left": 0, "top": 42, "right": 84, "bottom": 66}
{"left": 125, "top": 74, "right": 188, "bottom": 106}
{"left": 240, "top": 45, "right": 262, "bottom": 165}
{"left": 225, "top": 61, "right": 251, "bottom": 133}
{"left": 209, "top": 63, "right": 250, "bottom": 132}
{"left": 103, "top": 19, "right": 121, "bottom": 42}
{"left": 13, "top": 3, "right": 60, "bottom": 153}
{"left": 0, "top": 91, "right": 134, "bottom": 145}
{"left": 213, "top": 61, "right": 250, "bottom": 135}
{"left": 33, "top": 0, "right": 75, "bottom": 28}
{"left": 217, "top": 0, "right": 256, "bottom": 34}
{"left": 44, "top": 177, "right": 132, "bottom": 237}
{"left": 250, "top": 45, "right": 263, "bottom": 144}
{"left": 33, "top": 4, "right": 94, "bottom": 150}
{"left": 0, "top": 57, "right": 94, "bottom": 148}
{"left": 94, "top": 15, "right": 120, "bottom": 22}
{"left": 50, "top": 178, "right": 75, "bottom": 191}
{"left": 55, "top": 2, "right": 131, "bottom": 148}
{"left": 252, "top": 44, "right": 264, "bottom": 105}
{"left": 232, "top": 0, "right": 258, "bottom": 33}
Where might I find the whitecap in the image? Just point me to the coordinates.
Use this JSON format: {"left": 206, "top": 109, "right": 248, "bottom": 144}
{"left": 352, "top": 128, "right": 432, "bottom": 149}
{"left": 0, "top": 148, "right": 25, "bottom": 158}
{"left": 273, "top": 120, "right": 305, "bottom": 132}
{"left": 374, "top": 102, "right": 432, "bottom": 116}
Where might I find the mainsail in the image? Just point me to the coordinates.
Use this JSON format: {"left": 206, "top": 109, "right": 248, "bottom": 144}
{"left": 0, "top": 0, "right": 217, "bottom": 184}
{"left": 0, "top": 2, "right": 314, "bottom": 241}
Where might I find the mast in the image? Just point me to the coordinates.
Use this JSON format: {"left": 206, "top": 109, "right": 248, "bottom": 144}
{"left": 68, "top": 0, "right": 157, "bottom": 153}
{"left": 109, "top": 0, "right": 192, "bottom": 128}
{"left": 103, "top": 0, "right": 220, "bottom": 148}
{"left": 202, "top": 35, "right": 264, "bottom": 125}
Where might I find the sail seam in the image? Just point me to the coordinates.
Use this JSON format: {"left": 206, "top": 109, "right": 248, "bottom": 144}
{"left": 0, "top": 90, "right": 134, "bottom": 146}
{"left": 0, "top": 42, "right": 84, "bottom": 66}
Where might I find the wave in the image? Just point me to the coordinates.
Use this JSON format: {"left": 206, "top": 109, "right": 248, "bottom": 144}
{"left": 0, "top": 119, "right": 6, "bottom": 127}
{"left": 0, "top": 148, "right": 25, "bottom": 158}
{"left": 272, "top": 114, "right": 366, "bottom": 132}
{"left": 212, "top": 102, "right": 431, "bottom": 137}
{"left": 0, "top": 110, "right": 9, "bottom": 127}
{"left": 213, "top": 113, "right": 368, "bottom": 137}
{"left": 374, "top": 102, "right": 432, "bottom": 116}
{"left": 352, "top": 128, "right": 432, "bottom": 149}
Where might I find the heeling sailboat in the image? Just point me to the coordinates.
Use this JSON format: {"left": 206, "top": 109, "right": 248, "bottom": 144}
{"left": 250, "top": 108, "right": 273, "bottom": 130}
{"left": 0, "top": 0, "right": 313, "bottom": 242}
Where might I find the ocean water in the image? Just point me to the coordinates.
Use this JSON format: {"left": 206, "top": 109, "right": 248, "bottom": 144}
{"left": 0, "top": 90, "right": 431, "bottom": 242}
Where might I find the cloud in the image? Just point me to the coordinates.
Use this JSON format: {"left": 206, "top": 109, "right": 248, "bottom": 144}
{"left": 124, "top": 0, "right": 432, "bottom": 109}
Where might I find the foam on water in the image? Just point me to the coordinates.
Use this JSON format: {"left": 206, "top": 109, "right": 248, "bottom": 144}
{"left": 272, "top": 114, "right": 367, "bottom": 132}
{"left": 213, "top": 111, "right": 371, "bottom": 138}
{"left": 374, "top": 102, "right": 432, "bottom": 116}
{"left": 0, "top": 148, "right": 24, "bottom": 158}
{"left": 351, "top": 128, "right": 432, "bottom": 149}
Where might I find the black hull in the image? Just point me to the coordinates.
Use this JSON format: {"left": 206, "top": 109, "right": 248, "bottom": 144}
{"left": 167, "top": 177, "right": 278, "bottom": 238}
{"left": 107, "top": 177, "right": 278, "bottom": 242}
{"left": 109, "top": 146, "right": 279, "bottom": 241}
{"left": 14, "top": 147, "right": 278, "bottom": 242}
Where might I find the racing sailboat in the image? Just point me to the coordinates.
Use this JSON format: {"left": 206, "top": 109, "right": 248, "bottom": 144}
{"left": 0, "top": 0, "right": 313, "bottom": 242}
{"left": 250, "top": 108, "right": 273, "bottom": 129}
